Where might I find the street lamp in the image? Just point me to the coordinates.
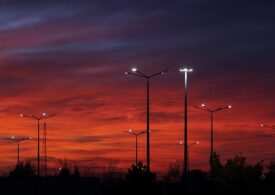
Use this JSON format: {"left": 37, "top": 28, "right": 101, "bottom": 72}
{"left": 42, "top": 116, "right": 56, "bottom": 176}
{"left": 20, "top": 113, "right": 55, "bottom": 177}
{"left": 125, "top": 67, "right": 170, "bottom": 171}
{"left": 260, "top": 124, "right": 275, "bottom": 130}
{"left": 7, "top": 136, "right": 31, "bottom": 166}
{"left": 179, "top": 140, "right": 199, "bottom": 172}
{"left": 124, "top": 129, "right": 146, "bottom": 166}
{"left": 193, "top": 103, "right": 231, "bottom": 179}
{"left": 179, "top": 67, "right": 193, "bottom": 175}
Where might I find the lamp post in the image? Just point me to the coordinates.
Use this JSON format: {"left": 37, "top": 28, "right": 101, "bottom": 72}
{"left": 20, "top": 113, "right": 55, "bottom": 177}
{"left": 43, "top": 116, "right": 56, "bottom": 176}
{"left": 125, "top": 67, "right": 170, "bottom": 172}
{"left": 179, "top": 140, "right": 199, "bottom": 172}
{"left": 179, "top": 67, "right": 193, "bottom": 175}
{"left": 7, "top": 136, "right": 31, "bottom": 165}
{"left": 194, "top": 104, "right": 231, "bottom": 179}
{"left": 124, "top": 129, "right": 146, "bottom": 166}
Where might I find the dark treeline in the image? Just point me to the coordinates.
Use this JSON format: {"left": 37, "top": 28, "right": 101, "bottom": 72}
{"left": 0, "top": 153, "right": 275, "bottom": 194}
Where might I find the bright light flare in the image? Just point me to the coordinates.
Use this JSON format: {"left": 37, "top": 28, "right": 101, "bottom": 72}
{"left": 179, "top": 67, "right": 193, "bottom": 72}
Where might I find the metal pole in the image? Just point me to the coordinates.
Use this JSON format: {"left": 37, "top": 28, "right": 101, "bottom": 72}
{"left": 187, "top": 145, "right": 189, "bottom": 172}
{"left": 184, "top": 71, "right": 188, "bottom": 174}
{"left": 44, "top": 122, "right": 47, "bottom": 176}
{"left": 17, "top": 142, "right": 20, "bottom": 166}
{"left": 136, "top": 135, "right": 138, "bottom": 166}
{"left": 210, "top": 112, "right": 213, "bottom": 179}
{"left": 147, "top": 78, "right": 150, "bottom": 172}
{"left": 37, "top": 119, "right": 40, "bottom": 177}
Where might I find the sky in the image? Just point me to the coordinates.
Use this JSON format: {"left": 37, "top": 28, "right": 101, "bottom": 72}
{"left": 0, "top": 0, "right": 274, "bottom": 174}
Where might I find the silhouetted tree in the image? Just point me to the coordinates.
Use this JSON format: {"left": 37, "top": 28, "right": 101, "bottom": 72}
{"left": 212, "top": 154, "right": 264, "bottom": 194}
{"left": 163, "top": 161, "right": 181, "bottom": 183}
{"left": 211, "top": 152, "right": 223, "bottom": 178}
{"left": 59, "top": 167, "right": 71, "bottom": 178}
{"left": 58, "top": 158, "right": 71, "bottom": 178}
{"left": 126, "top": 162, "right": 156, "bottom": 184}
{"left": 267, "top": 161, "right": 275, "bottom": 176}
{"left": 73, "top": 165, "right": 81, "bottom": 178}
{"left": 9, "top": 162, "right": 35, "bottom": 178}
{"left": 223, "top": 155, "right": 263, "bottom": 183}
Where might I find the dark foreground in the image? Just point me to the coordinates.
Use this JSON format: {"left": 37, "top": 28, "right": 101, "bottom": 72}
{"left": 2, "top": 158, "right": 275, "bottom": 194}
{"left": 0, "top": 176, "right": 274, "bottom": 195}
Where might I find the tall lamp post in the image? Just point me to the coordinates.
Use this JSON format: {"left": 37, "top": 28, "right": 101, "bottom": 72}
{"left": 179, "top": 140, "right": 199, "bottom": 172}
{"left": 179, "top": 67, "right": 193, "bottom": 175}
{"left": 124, "top": 129, "right": 146, "bottom": 166}
{"left": 7, "top": 136, "right": 31, "bottom": 165}
{"left": 43, "top": 116, "right": 56, "bottom": 176}
{"left": 20, "top": 113, "right": 55, "bottom": 177}
{"left": 194, "top": 104, "right": 231, "bottom": 179}
{"left": 125, "top": 67, "right": 170, "bottom": 172}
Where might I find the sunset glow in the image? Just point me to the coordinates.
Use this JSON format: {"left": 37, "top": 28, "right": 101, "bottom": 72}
{"left": 0, "top": 0, "right": 274, "bottom": 175}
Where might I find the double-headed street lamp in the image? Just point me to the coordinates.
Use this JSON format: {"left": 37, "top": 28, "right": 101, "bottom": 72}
{"left": 125, "top": 129, "right": 146, "bottom": 166}
{"left": 179, "top": 67, "right": 193, "bottom": 174}
{"left": 7, "top": 136, "right": 31, "bottom": 166}
{"left": 179, "top": 140, "right": 199, "bottom": 172}
{"left": 125, "top": 67, "right": 170, "bottom": 172}
{"left": 194, "top": 104, "right": 231, "bottom": 179}
{"left": 20, "top": 113, "right": 55, "bottom": 177}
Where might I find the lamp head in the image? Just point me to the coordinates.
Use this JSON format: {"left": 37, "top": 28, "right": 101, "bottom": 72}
{"left": 131, "top": 68, "right": 137, "bottom": 72}
{"left": 180, "top": 67, "right": 193, "bottom": 72}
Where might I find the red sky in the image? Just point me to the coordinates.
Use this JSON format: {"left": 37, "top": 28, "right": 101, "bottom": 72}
{"left": 0, "top": 0, "right": 274, "bottom": 174}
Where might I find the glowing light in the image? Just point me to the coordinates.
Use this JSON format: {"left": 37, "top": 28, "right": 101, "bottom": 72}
{"left": 131, "top": 68, "right": 137, "bottom": 72}
{"left": 180, "top": 67, "right": 193, "bottom": 72}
